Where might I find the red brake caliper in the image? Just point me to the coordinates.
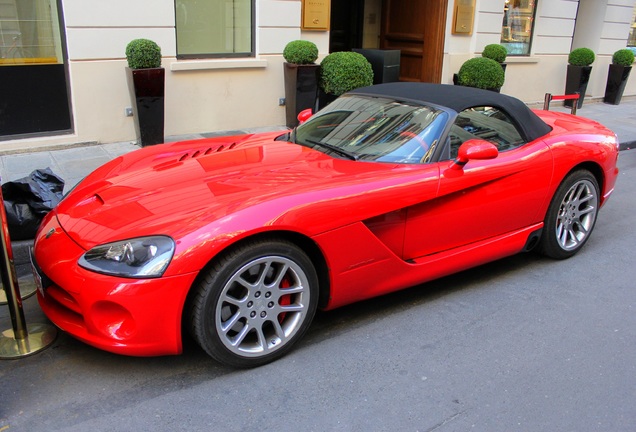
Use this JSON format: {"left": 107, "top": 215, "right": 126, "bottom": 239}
{"left": 278, "top": 276, "right": 291, "bottom": 323}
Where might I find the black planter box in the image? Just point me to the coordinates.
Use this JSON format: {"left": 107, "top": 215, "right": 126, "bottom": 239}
{"left": 284, "top": 63, "right": 319, "bottom": 128}
{"left": 564, "top": 65, "right": 592, "bottom": 109}
{"left": 127, "top": 67, "right": 165, "bottom": 146}
{"left": 317, "top": 89, "right": 338, "bottom": 111}
{"left": 352, "top": 49, "right": 401, "bottom": 84}
{"left": 603, "top": 64, "right": 632, "bottom": 105}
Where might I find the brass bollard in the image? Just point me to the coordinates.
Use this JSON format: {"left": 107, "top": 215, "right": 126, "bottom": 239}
{"left": 0, "top": 183, "right": 56, "bottom": 358}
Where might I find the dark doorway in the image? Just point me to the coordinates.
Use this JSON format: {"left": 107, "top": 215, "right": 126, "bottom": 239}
{"left": 328, "top": 0, "right": 448, "bottom": 83}
{"left": 329, "top": 0, "right": 365, "bottom": 52}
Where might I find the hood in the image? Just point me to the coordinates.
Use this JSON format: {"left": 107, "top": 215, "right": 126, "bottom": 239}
{"left": 55, "top": 132, "right": 411, "bottom": 249}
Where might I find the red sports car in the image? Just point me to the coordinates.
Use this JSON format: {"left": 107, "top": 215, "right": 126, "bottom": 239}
{"left": 32, "top": 83, "right": 619, "bottom": 367}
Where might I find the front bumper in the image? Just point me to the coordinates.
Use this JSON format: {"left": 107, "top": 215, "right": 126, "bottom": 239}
{"left": 33, "top": 213, "right": 198, "bottom": 356}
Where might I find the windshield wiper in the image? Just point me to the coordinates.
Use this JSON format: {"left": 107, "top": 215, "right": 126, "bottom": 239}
{"left": 304, "top": 138, "right": 359, "bottom": 161}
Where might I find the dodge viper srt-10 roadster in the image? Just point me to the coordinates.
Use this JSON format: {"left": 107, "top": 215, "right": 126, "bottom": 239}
{"left": 32, "top": 83, "right": 619, "bottom": 367}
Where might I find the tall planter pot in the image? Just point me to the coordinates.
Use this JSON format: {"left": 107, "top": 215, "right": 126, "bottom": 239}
{"left": 603, "top": 64, "right": 632, "bottom": 105}
{"left": 564, "top": 65, "right": 592, "bottom": 109}
{"left": 284, "top": 63, "right": 319, "bottom": 128}
{"left": 126, "top": 67, "right": 165, "bottom": 146}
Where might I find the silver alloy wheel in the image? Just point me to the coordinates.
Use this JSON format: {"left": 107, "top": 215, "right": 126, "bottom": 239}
{"left": 215, "top": 255, "right": 310, "bottom": 357}
{"left": 554, "top": 178, "right": 598, "bottom": 251}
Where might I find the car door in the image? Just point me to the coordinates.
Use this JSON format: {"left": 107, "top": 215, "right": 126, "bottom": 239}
{"left": 403, "top": 105, "right": 553, "bottom": 261}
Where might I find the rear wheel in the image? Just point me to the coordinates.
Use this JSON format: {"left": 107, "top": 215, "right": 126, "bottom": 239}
{"left": 188, "top": 239, "right": 318, "bottom": 367}
{"left": 539, "top": 170, "right": 599, "bottom": 259}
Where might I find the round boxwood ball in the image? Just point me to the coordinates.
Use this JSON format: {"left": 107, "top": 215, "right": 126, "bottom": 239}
{"left": 125, "top": 38, "right": 162, "bottom": 69}
{"left": 568, "top": 48, "right": 595, "bottom": 66}
{"left": 283, "top": 40, "right": 319, "bottom": 65}
{"left": 482, "top": 44, "right": 507, "bottom": 63}
{"left": 320, "top": 51, "right": 374, "bottom": 96}
{"left": 457, "top": 57, "right": 505, "bottom": 90}
{"left": 612, "top": 49, "right": 635, "bottom": 67}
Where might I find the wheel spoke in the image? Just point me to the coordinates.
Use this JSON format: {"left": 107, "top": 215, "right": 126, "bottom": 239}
{"left": 268, "top": 263, "right": 290, "bottom": 289}
{"left": 221, "top": 295, "right": 244, "bottom": 308}
{"left": 578, "top": 205, "right": 595, "bottom": 217}
{"left": 220, "top": 309, "right": 242, "bottom": 333}
{"left": 558, "top": 226, "right": 569, "bottom": 247}
{"left": 235, "top": 274, "right": 255, "bottom": 290}
{"left": 272, "top": 320, "right": 285, "bottom": 341}
{"left": 279, "top": 285, "right": 304, "bottom": 295}
{"left": 567, "top": 228, "right": 579, "bottom": 246}
{"left": 255, "top": 261, "right": 273, "bottom": 286}
{"left": 575, "top": 223, "right": 588, "bottom": 235}
{"left": 280, "top": 303, "right": 304, "bottom": 313}
{"left": 254, "top": 325, "right": 268, "bottom": 351}
{"left": 230, "top": 322, "right": 251, "bottom": 347}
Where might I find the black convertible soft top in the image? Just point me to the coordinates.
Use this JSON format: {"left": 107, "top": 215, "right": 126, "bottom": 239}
{"left": 350, "top": 82, "right": 552, "bottom": 143}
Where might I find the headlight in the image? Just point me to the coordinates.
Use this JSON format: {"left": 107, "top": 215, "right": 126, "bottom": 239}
{"left": 79, "top": 236, "right": 175, "bottom": 278}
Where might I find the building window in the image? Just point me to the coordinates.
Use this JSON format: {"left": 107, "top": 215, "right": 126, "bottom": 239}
{"left": 501, "top": 0, "right": 538, "bottom": 56}
{"left": 0, "top": 0, "right": 64, "bottom": 65}
{"left": 175, "top": 0, "right": 254, "bottom": 58}
{"left": 628, "top": 4, "right": 636, "bottom": 47}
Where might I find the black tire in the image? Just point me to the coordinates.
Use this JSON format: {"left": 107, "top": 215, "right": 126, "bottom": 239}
{"left": 539, "top": 170, "right": 600, "bottom": 259}
{"left": 188, "top": 239, "right": 318, "bottom": 367}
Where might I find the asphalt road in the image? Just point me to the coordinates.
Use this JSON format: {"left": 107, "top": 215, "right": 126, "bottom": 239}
{"left": 2, "top": 150, "right": 635, "bottom": 432}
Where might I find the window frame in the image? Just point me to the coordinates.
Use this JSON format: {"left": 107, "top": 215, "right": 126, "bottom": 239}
{"left": 174, "top": 0, "right": 256, "bottom": 60}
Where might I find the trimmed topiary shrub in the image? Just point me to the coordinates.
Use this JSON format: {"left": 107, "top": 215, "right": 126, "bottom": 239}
{"left": 482, "top": 44, "right": 507, "bottom": 63}
{"left": 125, "top": 38, "right": 162, "bottom": 69}
{"left": 457, "top": 57, "right": 505, "bottom": 90}
{"left": 283, "top": 40, "right": 319, "bottom": 65}
{"left": 612, "top": 48, "right": 635, "bottom": 66}
{"left": 320, "top": 51, "right": 374, "bottom": 96}
{"left": 568, "top": 48, "right": 595, "bottom": 66}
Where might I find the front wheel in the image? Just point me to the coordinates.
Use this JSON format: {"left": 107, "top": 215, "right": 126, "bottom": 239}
{"left": 539, "top": 170, "right": 600, "bottom": 259}
{"left": 188, "top": 239, "right": 318, "bottom": 367}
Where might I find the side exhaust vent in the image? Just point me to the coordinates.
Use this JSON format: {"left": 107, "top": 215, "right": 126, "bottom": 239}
{"left": 523, "top": 229, "right": 543, "bottom": 252}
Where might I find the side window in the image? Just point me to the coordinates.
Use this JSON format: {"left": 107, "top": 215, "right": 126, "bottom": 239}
{"left": 448, "top": 106, "right": 526, "bottom": 159}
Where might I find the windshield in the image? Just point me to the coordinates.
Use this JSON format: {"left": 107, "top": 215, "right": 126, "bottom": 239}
{"left": 294, "top": 95, "right": 448, "bottom": 163}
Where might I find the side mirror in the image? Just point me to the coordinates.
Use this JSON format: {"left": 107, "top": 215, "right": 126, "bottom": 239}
{"left": 450, "top": 139, "right": 498, "bottom": 170}
{"left": 297, "top": 108, "right": 313, "bottom": 125}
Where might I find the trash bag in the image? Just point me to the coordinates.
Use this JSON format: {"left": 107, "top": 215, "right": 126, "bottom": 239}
{"left": 2, "top": 168, "right": 65, "bottom": 241}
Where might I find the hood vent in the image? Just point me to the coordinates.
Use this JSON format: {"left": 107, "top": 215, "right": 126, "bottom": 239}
{"left": 177, "top": 142, "right": 238, "bottom": 162}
